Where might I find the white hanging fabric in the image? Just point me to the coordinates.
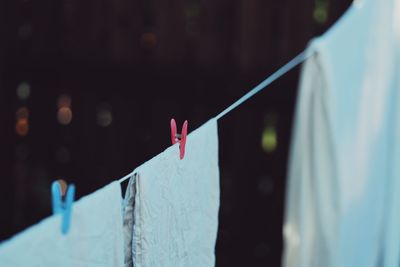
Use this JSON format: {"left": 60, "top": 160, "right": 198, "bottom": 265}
{"left": 123, "top": 119, "right": 220, "bottom": 267}
{"left": 283, "top": 0, "right": 400, "bottom": 266}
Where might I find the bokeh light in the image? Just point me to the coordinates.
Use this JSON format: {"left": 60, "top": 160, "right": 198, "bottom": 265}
{"left": 16, "top": 107, "right": 29, "bottom": 120}
{"left": 15, "top": 118, "right": 29, "bottom": 137}
{"left": 57, "top": 107, "right": 72, "bottom": 125}
{"left": 56, "top": 179, "right": 68, "bottom": 197}
{"left": 96, "top": 104, "right": 113, "bottom": 127}
{"left": 57, "top": 94, "right": 71, "bottom": 109}
{"left": 313, "top": 0, "right": 329, "bottom": 24}
{"left": 140, "top": 32, "right": 157, "bottom": 49}
{"left": 16, "top": 82, "right": 31, "bottom": 101}
{"left": 261, "top": 126, "right": 277, "bottom": 153}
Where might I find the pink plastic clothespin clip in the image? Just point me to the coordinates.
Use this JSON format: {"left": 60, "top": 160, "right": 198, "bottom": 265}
{"left": 170, "top": 118, "right": 188, "bottom": 160}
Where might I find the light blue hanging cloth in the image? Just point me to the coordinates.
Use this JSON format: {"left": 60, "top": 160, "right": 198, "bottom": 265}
{"left": 0, "top": 181, "right": 125, "bottom": 267}
{"left": 283, "top": 0, "right": 400, "bottom": 266}
{"left": 124, "top": 118, "right": 220, "bottom": 267}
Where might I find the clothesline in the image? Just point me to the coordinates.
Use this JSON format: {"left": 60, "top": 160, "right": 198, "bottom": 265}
{"left": 215, "top": 49, "right": 311, "bottom": 120}
{"left": 118, "top": 48, "right": 312, "bottom": 184}
{"left": 118, "top": 172, "right": 133, "bottom": 183}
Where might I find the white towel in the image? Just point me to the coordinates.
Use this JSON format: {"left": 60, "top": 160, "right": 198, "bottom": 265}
{"left": 0, "top": 181, "right": 124, "bottom": 267}
{"left": 283, "top": 0, "right": 400, "bottom": 266}
{"left": 125, "top": 118, "right": 220, "bottom": 267}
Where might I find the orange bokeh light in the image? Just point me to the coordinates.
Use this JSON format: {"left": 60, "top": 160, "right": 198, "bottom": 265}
{"left": 57, "top": 107, "right": 72, "bottom": 125}
{"left": 16, "top": 118, "right": 29, "bottom": 136}
{"left": 56, "top": 179, "right": 68, "bottom": 197}
{"left": 57, "top": 94, "right": 71, "bottom": 109}
{"left": 141, "top": 32, "right": 157, "bottom": 49}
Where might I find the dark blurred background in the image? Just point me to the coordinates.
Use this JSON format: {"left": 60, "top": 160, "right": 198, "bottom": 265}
{"left": 0, "top": 0, "right": 350, "bottom": 266}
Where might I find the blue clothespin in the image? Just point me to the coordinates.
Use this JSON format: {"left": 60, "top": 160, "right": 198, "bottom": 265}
{"left": 51, "top": 180, "right": 75, "bottom": 235}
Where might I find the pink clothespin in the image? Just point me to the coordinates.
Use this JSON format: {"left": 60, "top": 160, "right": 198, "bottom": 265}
{"left": 170, "top": 118, "right": 188, "bottom": 159}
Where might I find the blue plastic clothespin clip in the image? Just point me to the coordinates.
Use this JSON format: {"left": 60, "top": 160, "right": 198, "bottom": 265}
{"left": 51, "top": 180, "right": 75, "bottom": 235}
